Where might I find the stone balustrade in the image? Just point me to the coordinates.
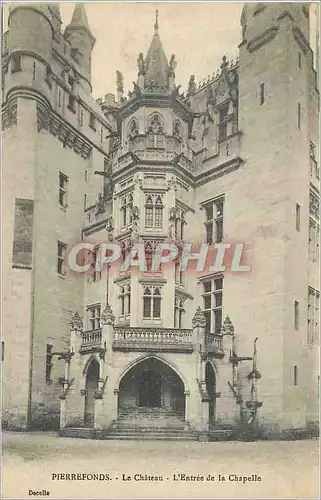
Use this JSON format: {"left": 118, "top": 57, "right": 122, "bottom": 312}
{"left": 81, "top": 328, "right": 102, "bottom": 348}
{"left": 113, "top": 326, "right": 193, "bottom": 353}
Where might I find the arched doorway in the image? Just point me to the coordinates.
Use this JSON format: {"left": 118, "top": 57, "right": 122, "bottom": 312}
{"left": 118, "top": 357, "right": 185, "bottom": 419}
{"left": 205, "top": 362, "right": 216, "bottom": 430}
{"left": 84, "top": 358, "right": 99, "bottom": 427}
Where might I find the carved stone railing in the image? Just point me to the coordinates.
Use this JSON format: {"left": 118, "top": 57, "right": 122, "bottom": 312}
{"left": 81, "top": 329, "right": 102, "bottom": 350}
{"left": 113, "top": 135, "right": 194, "bottom": 172}
{"left": 113, "top": 326, "right": 193, "bottom": 353}
{"left": 84, "top": 198, "right": 113, "bottom": 229}
{"left": 205, "top": 333, "right": 224, "bottom": 358}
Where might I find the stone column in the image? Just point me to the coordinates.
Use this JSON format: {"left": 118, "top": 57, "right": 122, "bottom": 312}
{"left": 215, "top": 315, "right": 239, "bottom": 427}
{"left": 191, "top": 307, "right": 209, "bottom": 432}
{"left": 60, "top": 312, "right": 83, "bottom": 429}
{"left": 94, "top": 304, "right": 115, "bottom": 430}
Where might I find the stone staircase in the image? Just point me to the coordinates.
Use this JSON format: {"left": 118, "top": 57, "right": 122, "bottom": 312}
{"left": 103, "top": 407, "right": 198, "bottom": 441}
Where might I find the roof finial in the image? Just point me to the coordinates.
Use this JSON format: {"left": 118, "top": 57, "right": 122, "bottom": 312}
{"left": 154, "top": 9, "right": 159, "bottom": 34}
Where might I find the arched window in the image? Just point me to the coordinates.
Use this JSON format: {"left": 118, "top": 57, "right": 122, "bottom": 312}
{"left": 147, "top": 114, "right": 164, "bottom": 134}
{"left": 144, "top": 194, "right": 164, "bottom": 228}
{"left": 143, "top": 286, "right": 162, "bottom": 319}
{"left": 127, "top": 118, "right": 139, "bottom": 139}
{"left": 120, "top": 193, "right": 133, "bottom": 228}
{"left": 174, "top": 297, "right": 185, "bottom": 328}
{"left": 119, "top": 283, "right": 131, "bottom": 317}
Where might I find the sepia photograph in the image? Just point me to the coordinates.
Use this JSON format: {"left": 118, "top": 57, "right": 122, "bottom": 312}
{"left": 1, "top": 1, "right": 320, "bottom": 499}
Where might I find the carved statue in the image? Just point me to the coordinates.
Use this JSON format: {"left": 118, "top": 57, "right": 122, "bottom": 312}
{"left": 116, "top": 70, "right": 124, "bottom": 93}
{"left": 187, "top": 75, "right": 196, "bottom": 95}
{"left": 132, "top": 81, "right": 142, "bottom": 97}
{"left": 169, "top": 54, "right": 177, "bottom": 74}
{"left": 105, "top": 216, "right": 114, "bottom": 242}
{"left": 137, "top": 53, "right": 145, "bottom": 74}
{"left": 130, "top": 220, "right": 139, "bottom": 244}
{"left": 169, "top": 223, "right": 176, "bottom": 240}
{"left": 169, "top": 206, "right": 179, "bottom": 221}
{"left": 131, "top": 205, "right": 139, "bottom": 220}
{"left": 96, "top": 193, "right": 105, "bottom": 214}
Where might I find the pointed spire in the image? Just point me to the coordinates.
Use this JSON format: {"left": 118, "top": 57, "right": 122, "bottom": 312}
{"left": 143, "top": 9, "right": 169, "bottom": 92}
{"left": 70, "top": 3, "right": 90, "bottom": 29}
{"left": 65, "top": 3, "right": 95, "bottom": 42}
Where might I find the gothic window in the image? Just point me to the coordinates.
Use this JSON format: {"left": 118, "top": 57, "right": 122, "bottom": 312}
{"left": 11, "top": 53, "right": 21, "bottom": 73}
{"left": 120, "top": 194, "right": 133, "bottom": 228}
{"left": 59, "top": 172, "right": 68, "bottom": 208}
{"left": 147, "top": 114, "right": 164, "bottom": 134}
{"left": 143, "top": 286, "right": 162, "bottom": 319}
{"left": 173, "top": 120, "right": 183, "bottom": 141}
{"left": 308, "top": 287, "right": 320, "bottom": 344}
{"left": 259, "top": 83, "right": 265, "bottom": 106}
{"left": 202, "top": 277, "right": 223, "bottom": 334}
{"left": 119, "top": 284, "right": 131, "bottom": 317}
{"left": 119, "top": 238, "right": 132, "bottom": 270}
{"left": 144, "top": 194, "right": 164, "bottom": 228}
{"left": 309, "top": 219, "right": 319, "bottom": 262}
{"left": 175, "top": 209, "right": 186, "bottom": 240}
{"left": 127, "top": 118, "right": 139, "bottom": 139}
{"left": 204, "top": 197, "right": 224, "bottom": 244}
{"left": 145, "top": 241, "right": 153, "bottom": 272}
{"left": 91, "top": 247, "right": 101, "bottom": 282}
{"left": 87, "top": 305, "right": 101, "bottom": 330}
{"left": 57, "top": 241, "right": 67, "bottom": 276}
{"left": 174, "top": 297, "right": 185, "bottom": 328}
{"left": 218, "top": 104, "right": 229, "bottom": 142}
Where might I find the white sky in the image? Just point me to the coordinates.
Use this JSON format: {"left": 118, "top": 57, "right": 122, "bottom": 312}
{"left": 2, "top": 3, "right": 319, "bottom": 100}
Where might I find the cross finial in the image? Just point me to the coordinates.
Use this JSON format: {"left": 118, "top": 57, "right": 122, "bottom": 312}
{"left": 154, "top": 9, "right": 159, "bottom": 33}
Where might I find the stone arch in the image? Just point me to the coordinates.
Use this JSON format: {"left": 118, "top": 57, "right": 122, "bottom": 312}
{"left": 205, "top": 361, "right": 217, "bottom": 429}
{"left": 115, "top": 354, "right": 188, "bottom": 392}
{"left": 83, "top": 356, "right": 100, "bottom": 427}
{"left": 83, "top": 354, "right": 100, "bottom": 377}
{"left": 117, "top": 355, "right": 187, "bottom": 417}
{"left": 147, "top": 112, "right": 164, "bottom": 134}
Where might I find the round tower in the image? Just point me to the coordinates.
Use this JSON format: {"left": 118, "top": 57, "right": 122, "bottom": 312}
{"left": 8, "top": 4, "right": 54, "bottom": 61}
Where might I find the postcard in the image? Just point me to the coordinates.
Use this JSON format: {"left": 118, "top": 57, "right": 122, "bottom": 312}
{"left": 1, "top": 2, "right": 320, "bottom": 499}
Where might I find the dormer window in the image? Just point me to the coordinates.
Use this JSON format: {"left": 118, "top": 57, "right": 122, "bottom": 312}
{"left": 147, "top": 114, "right": 164, "bottom": 134}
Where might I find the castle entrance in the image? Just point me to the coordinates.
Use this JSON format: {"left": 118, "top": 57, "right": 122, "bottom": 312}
{"left": 118, "top": 357, "right": 185, "bottom": 423}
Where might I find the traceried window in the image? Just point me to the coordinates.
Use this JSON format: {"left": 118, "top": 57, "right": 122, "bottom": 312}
{"left": 145, "top": 194, "right": 164, "bottom": 228}
{"left": 45, "top": 344, "right": 53, "bottom": 383}
{"left": 204, "top": 197, "right": 224, "bottom": 244}
{"left": 59, "top": 172, "right": 68, "bottom": 208}
{"left": 202, "top": 277, "right": 223, "bottom": 334}
{"left": 174, "top": 297, "right": 185, "bottom": 328}
{"left": 127, "top": 118, "right": 139, "bottom": 139}
{"left": 120, "top": 194, "right": 133, "bottom": 228}
{"left": 218, "top": 104, "right": 229, "bottom": 142}
{"left": 143, "top": 286, "right": 162, "bottom": 319}
{"left": 147, "top": 114, "right": 165, "bottom": 149}
{"left": 119, "top": 284, "right": 131, "bottom": 318}
{"left": 308, "top": 287, "right": 320, "bottom": 344}
{"left": 87, "top": 305, "right": 101, "bottom": 330}
{"left": 57, "top": 241, "right": 67, "bottom": 276}
{"left": 147, "top": 114, "right": 164, "bottom": 134}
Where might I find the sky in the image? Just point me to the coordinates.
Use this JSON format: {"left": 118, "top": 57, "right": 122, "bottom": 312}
{"left": 2, "top": 3, "right": 319, "bottom": 100}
